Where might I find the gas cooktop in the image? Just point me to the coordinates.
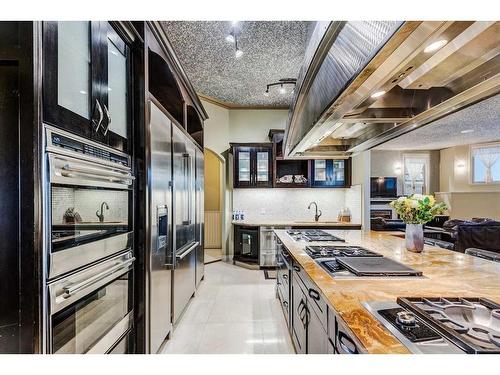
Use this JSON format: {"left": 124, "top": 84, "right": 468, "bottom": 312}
{"left": 364, "top": 297, "right": 500, "bottom": 353}
{"left": 287, "top": 229, "right": 344, "bottom": 243}
{"left": 305, "top": 245, "right": 381, "bottom": 259}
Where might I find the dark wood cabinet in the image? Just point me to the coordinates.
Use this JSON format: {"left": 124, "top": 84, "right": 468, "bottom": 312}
{"left": 310, "top": 159, "right": 351, "bottom": 188}
{"left": 232, "top": 144, "right": 273, "bottom": 188}
{"left": 43, "top": 21, "right": 131, "bottom": 153}
{"left": 233, "top": 225, "right": 259, "bottom": 264}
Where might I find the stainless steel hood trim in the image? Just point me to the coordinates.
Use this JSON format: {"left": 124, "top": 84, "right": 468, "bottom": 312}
{"left": 284, "top": 21, "right": 404, "bottom": 157}
{"left": 348, "top": 73, "right": 500, "bottom": 152}
{"left": 49, "top": 231, "right": 133, "bottom": 280}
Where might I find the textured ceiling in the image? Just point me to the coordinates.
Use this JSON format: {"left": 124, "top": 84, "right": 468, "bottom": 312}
{"left": 375, "top": 94, "right": 500, "bottom": 151}
{"left": 161, "top": 21, "right": 310, "bottom": 107}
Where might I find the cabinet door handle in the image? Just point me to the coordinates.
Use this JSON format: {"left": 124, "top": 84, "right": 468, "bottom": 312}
{"left": 282, "top": 274, "right": 288, "bottom": 279}
{"left": 308, "top": 288, "right": 320, "bottom": 301}
{"left": 92, "top": 99, "right": 104, "bottom": 132}
{"left": 338, "top": 332, "right": 359, "bottom": 354}
{"left": 102, "top": 103, "right": 111, "bottom": 135}
{"left": 293, "top": 265, "right": 300, "bottom": 272}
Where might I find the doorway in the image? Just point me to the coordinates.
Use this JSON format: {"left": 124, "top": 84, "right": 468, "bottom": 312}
{"left": 204, "top": 148, "right": 224, "bottom": 263}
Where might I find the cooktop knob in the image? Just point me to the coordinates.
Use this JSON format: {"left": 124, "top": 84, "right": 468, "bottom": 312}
{"left": 397, "top": 311, "right": 417, "bottom": 326}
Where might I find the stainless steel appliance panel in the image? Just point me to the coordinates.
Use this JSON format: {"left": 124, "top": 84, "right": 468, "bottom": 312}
{"left": 195, "top": 148, "right": 205, "bottom": 286}
{"left": 173, "top": 126, "right": 196, "bottom": 253}
{"left": 48, "top": 251, "right": 134, "bottom": 354}
{"left": 172, "top": 126, "right": 197, "bottom": 323}
{"left": 260, "top": 227, "right": 277, "bottom": 267}
{"left": 148, "top": 102, "right": 174, "bottom": 353}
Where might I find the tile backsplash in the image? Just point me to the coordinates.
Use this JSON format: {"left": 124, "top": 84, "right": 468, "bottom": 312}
{"left": 233, "top": 186, "right": 361, "bottom": 223}
{"left": 52, "top": 187, "right": 128, "bottom": 224}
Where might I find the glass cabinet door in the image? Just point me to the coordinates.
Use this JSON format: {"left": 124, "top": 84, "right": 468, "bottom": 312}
{"left": 314, "top": 160, "right": 327, "bottom": 182}
{"left": 238, "top": 151, "right": 251, "bottom": 182}
{"left": 106, "top": 28, "right": 128, "bottom": 139}
{"left": 57, "top": 21, "right": 91, "bottom": 119}
{"left": 256, "top": 151, "right": 269, "bottom": 182}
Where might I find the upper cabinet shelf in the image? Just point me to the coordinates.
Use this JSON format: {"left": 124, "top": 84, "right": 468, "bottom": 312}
{"left": 43, "top": 21, "right": 131, "bottom": 153}
{"left": 145, "top": 22, "right": 207, "bottom": 150}
{"left": 231, "top": 132, "right": 352, "bottom": 189}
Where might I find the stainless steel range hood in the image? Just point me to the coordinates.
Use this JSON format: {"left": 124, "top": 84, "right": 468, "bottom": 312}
{"left": 283, "top": 21, "right": 500, "bottom": 158}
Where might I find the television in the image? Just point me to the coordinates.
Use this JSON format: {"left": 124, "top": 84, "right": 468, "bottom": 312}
{"left": 371, "top": 177, "right": 397, "bottom": 198}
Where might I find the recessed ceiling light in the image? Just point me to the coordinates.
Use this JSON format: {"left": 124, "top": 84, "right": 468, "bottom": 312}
{"left": 371, "top": 90, "right": 386, "bottom": 99}
{"left": 424, "top": 39, "right": 448, "bottom": 53}
{"left": 225, "top": 34, "right": 235, "bottom": 43}
{"left": 79, "top": 90, "right": 87, "bottom": 95}
{"left": 460, "top": 129, "right": 474, "bottom": 134}
{"left": 235, "top": 48, "right": 243, "bottom": 58}
{"left": 263, "top": 90, "right": 269, "bottom": 97}
{"left": 231, "top": 21, "right": 239, "bottom": 26}
{"left": 279, "top": 85, "right": 286, "bottom": 94}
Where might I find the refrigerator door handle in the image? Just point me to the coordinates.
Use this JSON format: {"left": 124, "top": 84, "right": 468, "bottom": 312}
{"left": 176, "top": 242, "right": 199, "bottom": 261}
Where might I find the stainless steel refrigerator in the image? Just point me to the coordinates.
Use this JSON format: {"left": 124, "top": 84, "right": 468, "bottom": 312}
{"left": 195, "top": 148, "right": 205, "bottom": 286}
{"left": 148, "top": 102, "right": 173, "bottom": 354}
{"left": 172, "top": 124, "right": 198, "bottom": 324}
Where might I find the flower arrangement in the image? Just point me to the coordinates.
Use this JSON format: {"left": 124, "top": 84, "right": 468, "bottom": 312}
{"left": 390, "top": 194, "right": 447, "bottom": 224}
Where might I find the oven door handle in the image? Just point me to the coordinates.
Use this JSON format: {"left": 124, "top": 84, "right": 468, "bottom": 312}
{"left": 61, "top": 164, "right": 135, "bottom": 182}
{"left": 62, "top": 256, "right": 135, "bottom": 298}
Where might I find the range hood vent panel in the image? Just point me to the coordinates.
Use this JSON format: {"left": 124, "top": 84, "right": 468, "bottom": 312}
{"left": 285, "top": 21, "right": 403, "bottom": 156}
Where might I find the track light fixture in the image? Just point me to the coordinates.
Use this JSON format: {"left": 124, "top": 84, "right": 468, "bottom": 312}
{"left": 263, "top": 78, "right": 297, "bottom": 97}
{"left": 225, "top": 21, "right": 243, "bottom": 58}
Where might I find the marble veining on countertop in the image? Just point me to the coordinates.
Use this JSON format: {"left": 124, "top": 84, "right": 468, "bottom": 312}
{"left": 274, "top": 229, "right": 500, "bottom": 354}
{"left": 232, "top": 220, "right": 361, "bottom": 227}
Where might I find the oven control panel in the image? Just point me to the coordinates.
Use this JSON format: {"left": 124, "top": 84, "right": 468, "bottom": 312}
{"left": 50, "top": 132, "right": 129, "bottom": 167}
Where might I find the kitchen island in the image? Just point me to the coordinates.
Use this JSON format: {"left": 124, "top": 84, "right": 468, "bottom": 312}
{"left": 274, "top": 229, "right": 500, "bottom": 354}
{"left": 232, "top": 220, "right": 361, "bottom": 228}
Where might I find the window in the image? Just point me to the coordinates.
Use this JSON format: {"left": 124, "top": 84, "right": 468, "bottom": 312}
{"left": 471, "top": 143, "right": 500, "bottom": 184}
{"left": 403, "top": 154, "right": 430, "bottom": 195}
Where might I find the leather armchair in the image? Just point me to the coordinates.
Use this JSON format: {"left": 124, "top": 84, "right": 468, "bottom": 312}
{"left": 454, "top": 220, "right": 500, "bottom": 254}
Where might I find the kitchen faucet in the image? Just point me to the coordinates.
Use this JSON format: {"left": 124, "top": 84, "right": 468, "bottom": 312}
{"left": 96, "top": 201, "right": 109, "bottom": 223}
{"left": 308, "top": 201, "right": 322, "bottom": 222}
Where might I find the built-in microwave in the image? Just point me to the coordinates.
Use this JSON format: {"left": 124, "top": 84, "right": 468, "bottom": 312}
{"left": 44, "top": 125, "right": 134, "bottom": 279}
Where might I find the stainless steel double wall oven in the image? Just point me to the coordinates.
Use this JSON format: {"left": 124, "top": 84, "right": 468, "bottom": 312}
{"left": 43, "top": 125, "right": 135, "bottom": 354}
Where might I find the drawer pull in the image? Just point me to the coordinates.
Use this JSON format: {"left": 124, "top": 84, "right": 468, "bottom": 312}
{"left": 293, "top": 265, "right": 300, "bottom": 272}
{"left": 282, "top": 274, "right": 288, "bottom": 279}
{"left": 308, "top": 288, "right": 320, "bottom": 301}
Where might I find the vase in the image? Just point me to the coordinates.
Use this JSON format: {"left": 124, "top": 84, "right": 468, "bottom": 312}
{"left": 405, "top": 223, "right": 424, "bottom": 253}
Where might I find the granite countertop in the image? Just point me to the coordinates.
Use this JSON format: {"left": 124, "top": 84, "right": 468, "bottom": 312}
{"left": 232, "top": 220, "right": 361, "bottom": 227}
{"left": 274, "top": 229, "right": 500, "bottom": 354}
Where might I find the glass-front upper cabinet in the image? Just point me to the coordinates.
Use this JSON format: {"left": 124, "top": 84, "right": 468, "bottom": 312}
{"left": 311, "top": 159, "right": 350, "bottom": 187}
{"left": 43, "top": 22, "right": 130, "bottom": 153}
{"left": 232, "top": 145, "right": 273, "bottom": 188}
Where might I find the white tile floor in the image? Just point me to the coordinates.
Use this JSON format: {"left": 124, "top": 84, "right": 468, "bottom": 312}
{"left": 161, "top": 261, "right": 295, "bottom": 354}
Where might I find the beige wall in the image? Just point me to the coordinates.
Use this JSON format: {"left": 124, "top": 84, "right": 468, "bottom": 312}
{"left": 439, "top": 145, "right": 500, "bottom": 193}
{"left": 202, "top": 100, "right": 230, "bottom": 156}
{"left": 371, "top": 149, "right": 440, "bottom": 195}
{"left": 202, "top": 100, "right": 288, "bottom": 156}
{"left": 438, "top": 145, "right": 500, "bottom": 220}
{"left": 204, "top": 149, "right": 222, "bottom": 211}
{"left": 228, "top": 109, "right": 287, "bottom": 143}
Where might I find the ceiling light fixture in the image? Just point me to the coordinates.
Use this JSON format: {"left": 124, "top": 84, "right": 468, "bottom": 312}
{"left": 460, "top": 129, "right": 474, "bottom": 134}
{"left": 264, "top": 78, "right": 297, "bottom": 97}
{"left": 235, "top": 46, "right": 243, "bottom": 58}
{"left": 226, "top": 22, "right": 243, "bottom": 58}
{"left": 424, "top": 39, "right": 448, "bottom": 53}
{"left": 371, "top": 90, "right": 386, "bottom": 99}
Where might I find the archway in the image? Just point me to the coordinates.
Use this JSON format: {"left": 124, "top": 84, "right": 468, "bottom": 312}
{"left": 204, "top": 148, "right": 224, "bottom": 263}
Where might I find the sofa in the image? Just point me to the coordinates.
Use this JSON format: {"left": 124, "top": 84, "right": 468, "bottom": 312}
{"left": 371, "top": 217, "right": 500, "bottom": 254}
